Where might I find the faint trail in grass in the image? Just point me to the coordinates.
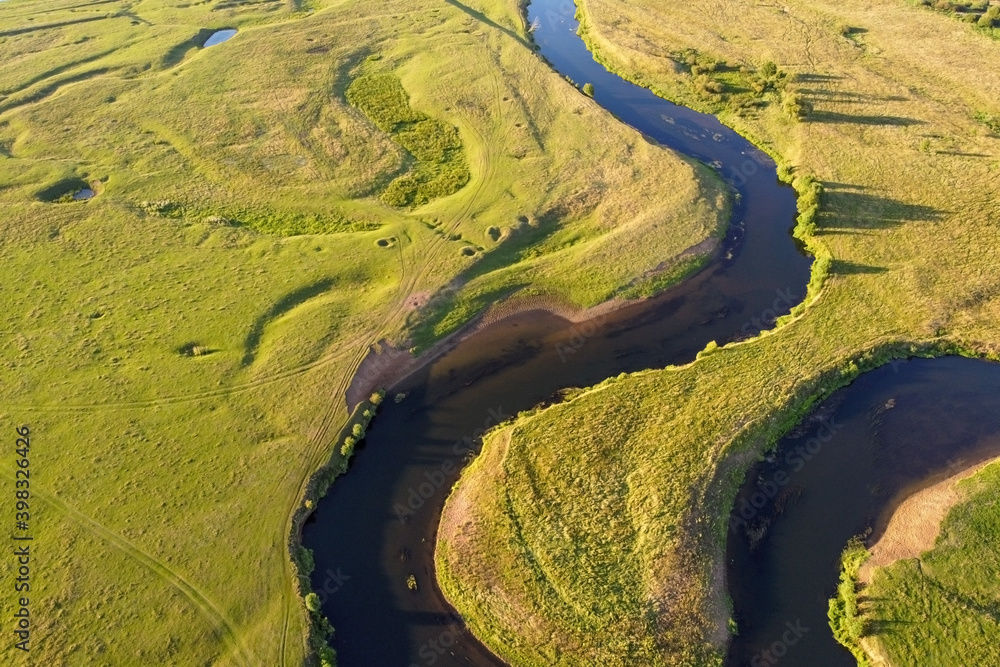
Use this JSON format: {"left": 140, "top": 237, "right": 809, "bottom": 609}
{"left": 0, "top": 15, "right": 109, "bottom": 37}
{"left": 0, "top": 47, "right": 120, "bottom": 96}
{"left": 17, "top": 479, "right": 257, "bottom": 666}
{"left": 0, "top": 67, "right": 114, "bottom": 114}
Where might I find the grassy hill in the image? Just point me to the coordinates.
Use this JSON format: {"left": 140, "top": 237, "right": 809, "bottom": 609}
{"left": 437, "top": 0, "right": 1000, "bottom": 664}
{"left": 0, "top": 0, "right": 724, "bottom": 664}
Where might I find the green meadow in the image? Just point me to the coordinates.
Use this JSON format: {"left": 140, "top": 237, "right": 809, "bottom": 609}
{"left": 438, "top": 0, "right": 1000, "bottom": 664}
{"left": 0, "top": 0, "right": 725, "bottom": 664}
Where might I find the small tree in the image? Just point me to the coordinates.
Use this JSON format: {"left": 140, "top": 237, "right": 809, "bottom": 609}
{"left": 298, "top": 547, "right": 315, "bottom": 576}
{"left": 582, "top": 82, "right": 594, "bottom": 97}
{"left": 759, "top": 60, "right": 778, "bottom": 78}
{"left": 979, "top": 6, "right": 1000, "bottom": 28}
{"left": 351, "top": 423, "right": 364, "bottom": 439}
{"left": 781, "top": 91, "right": 811, "bottom": 120}
{"left": 340, "top": 439, "right": 355, "bottom": 457}
{"left": 305, "top": 592, "right": 321, "bottom": 613}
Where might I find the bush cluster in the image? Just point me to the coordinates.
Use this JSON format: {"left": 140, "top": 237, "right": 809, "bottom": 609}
{"left": 334, "top": 390, "right": 385, "bottom": 474}
{"left": 135, "top": 200, "right": 375, "bottom": 236}
{"left": 921, "top": 0, "right": 1000, "bottom": 29}
{"left": 792, "top": 173, "right": 824, "bottom": 239}
{"left": 781, "top": 90, "right": 811, "bottom": 120}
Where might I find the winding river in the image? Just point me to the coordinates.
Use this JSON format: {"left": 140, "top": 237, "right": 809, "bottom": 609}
{"left": 302, "top": 0, "right": 811, "bottom": 664}
{"left": 301, "top": 2, "right": 1000, "bottom": 666}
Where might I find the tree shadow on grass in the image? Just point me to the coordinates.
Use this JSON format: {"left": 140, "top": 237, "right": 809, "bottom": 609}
{"left": 808, "top": 110, "right": 925, "bottom": 126}
{"left": 444, "top": 0, "right": 529, "bottom": 47}
{"left": 796, "top": 73, "right": 843, "bottom": 83}
{"left": 830, "top": 259, "right": 888, "bottom": 275}
{"left": 864, "top": 618, "right": 922, "bottom": 634}
{"left": 798, "top": 89, "right": 910, "bottom": 104}
{"left": 935, "top": 150, "right": 993, "bottom": 158}
{"left": 817, "top": 187, "right": 946, "bottom": 233}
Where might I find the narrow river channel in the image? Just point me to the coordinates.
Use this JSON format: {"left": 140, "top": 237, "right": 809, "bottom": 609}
{"left": 301, "top": 0, "right": 812, "bottom": 664}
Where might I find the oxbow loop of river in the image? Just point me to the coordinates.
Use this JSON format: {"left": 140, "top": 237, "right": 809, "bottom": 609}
{"left": 301, "top": 0, "right": 811, "bottom": 664}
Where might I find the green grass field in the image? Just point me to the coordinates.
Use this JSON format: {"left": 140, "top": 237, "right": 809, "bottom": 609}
{"left": 0, "top": 0, "right": 726, "bottom": 664}
{"left": 861, "top": 461, "right": 1000, "bottom": 666}
{"left": 437, "top": 0, "right": 1000, "bottom": 664}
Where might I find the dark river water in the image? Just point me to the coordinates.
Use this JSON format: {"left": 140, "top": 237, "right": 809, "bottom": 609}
{"left": 300, "top": 0, "right": 815, "bottom": 664}
{"left": 726, "top": 356, "right": 1000, "bottom": 666}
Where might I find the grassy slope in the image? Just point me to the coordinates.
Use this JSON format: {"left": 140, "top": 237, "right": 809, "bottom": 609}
{"left": 0, "top": 0, "right": 723, "bottom": 664}
{"left": 861, "top": 461, "right": 1000, "bottom": 666}
{"left": 437, "top": 0, "right": 1000, "bottom": 664}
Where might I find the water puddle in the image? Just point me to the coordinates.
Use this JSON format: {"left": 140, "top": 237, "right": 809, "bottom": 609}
{"left": 203, "top": 29, "right": 237, "bottom": 48}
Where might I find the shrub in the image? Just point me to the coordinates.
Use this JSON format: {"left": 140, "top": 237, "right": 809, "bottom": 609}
{"left": 305, "top": 592, "right": 321, "bottom": 613}
{"left": 974, "top": 110, "right": 1000, "bottom": 134}
{"left": 340, "top": 438, "right": 355, "bottom": 457}
{"left": 979, "top": 6, "right": 1000, "bottom": 27}
{"left": 828, "top": 537, "right": 872, "bottom": 666}
{"left": 582, "top": 82, "right": 594, "bottom": 97}
{"left": 696, "top": 75, "right": 724, "bottom": 95}
{"left": 369, "top": 391, "right": 384, "bottom": 405}
{"left": 696, "top": 340, "right": 719, "bottom": 359}
{"left": 351, "top": 423, "right": 364, "bottom": 438}
{"left": 319, "top": 646, "right": 338, "bottom": 667}
{"left": 781, "top": 90, "right": 811, "bottom": 120}
{"left": 298, "top": 547, "right": 315, "bottom": 576}
{"left": 792, "top": 174, "right": 824, "bottom": 239}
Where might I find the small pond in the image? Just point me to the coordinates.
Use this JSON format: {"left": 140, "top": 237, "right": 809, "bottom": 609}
{"left": 203, "top": 29, "right": 237, "bottom": 48}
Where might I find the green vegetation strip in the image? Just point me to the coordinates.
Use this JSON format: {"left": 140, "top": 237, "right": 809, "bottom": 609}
{"left": 346, "top": 73, "right": 470, "bottom": 207}
{"left": 828, "top": 537, "right": 872, "bottom": 666}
